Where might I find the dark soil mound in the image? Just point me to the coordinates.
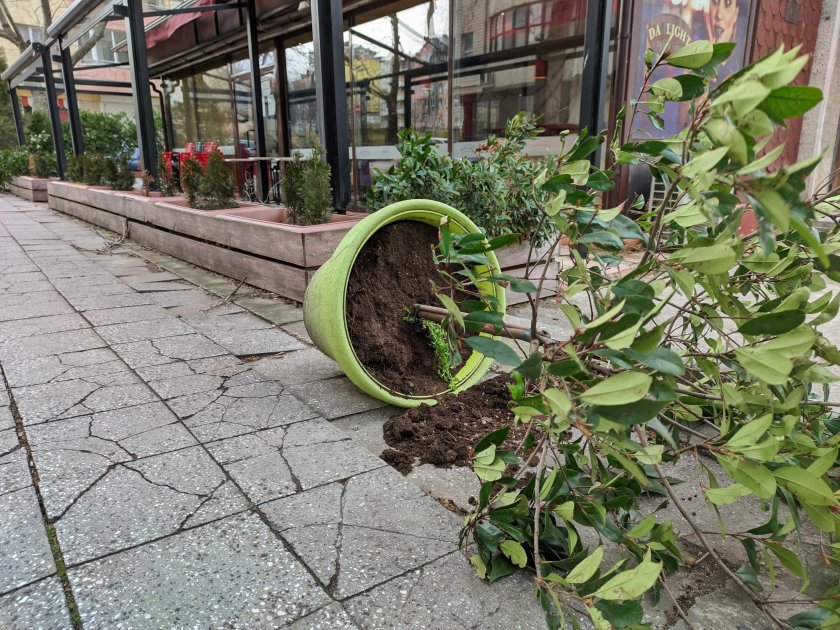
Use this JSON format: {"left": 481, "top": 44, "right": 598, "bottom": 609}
{"left": 383, "top": 377, "right": 525, "bottom": 472}
{"left": 345, "top": 220, "right": 446, "bottom": 396}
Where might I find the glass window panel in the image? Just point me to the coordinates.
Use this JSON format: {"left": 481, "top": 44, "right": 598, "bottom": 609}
{"left": 285, "top": 42, "right": 318, "bottom": 150}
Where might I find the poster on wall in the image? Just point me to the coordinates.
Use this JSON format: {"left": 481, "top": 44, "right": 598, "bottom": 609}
{"left": 634, "top": 0, "right": 753, "bottom": 137}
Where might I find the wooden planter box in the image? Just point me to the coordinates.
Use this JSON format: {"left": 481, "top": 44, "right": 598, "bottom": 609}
{"left": 10, "top": 176, "right": 50, "bottom": 202}
{"left": 47, "top": 181, "right": 364, "bottom": 302}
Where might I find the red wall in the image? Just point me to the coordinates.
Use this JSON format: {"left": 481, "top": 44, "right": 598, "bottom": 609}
{"left": 750, "top": 0, "right": 823, "bottom": 165}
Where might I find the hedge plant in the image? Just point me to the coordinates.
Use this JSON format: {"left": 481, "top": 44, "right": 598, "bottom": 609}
{"left": 429, "top": 43, "right": 840, "bottom": 629}
{"left": 284, "top": 140, "right": 333, "bottom": 225}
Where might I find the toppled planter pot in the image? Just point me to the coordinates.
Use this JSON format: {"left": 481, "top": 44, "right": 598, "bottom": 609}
{"left": 303, "top": 199, "right": 506, "bottom": 408}
{"left": 10, "top": 175, "right": 51, "bottom": 202}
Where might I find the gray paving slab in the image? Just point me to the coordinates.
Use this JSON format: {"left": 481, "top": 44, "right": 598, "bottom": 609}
{"left": 0, "top": 576, "right": 71, "bottom": 630}
{"left": 0, "top": 328, "right": 107, "bottom": 360}
{"left": 206, "top": 418, "right": 384, "bottom": 503}
{"left": 94, "top": 318, "right": 197, "bottom": 344}
{"left": 0, "top": 348, "right": 127, "bottom": 388}
{"left": 174, "top": 380, "right": 320, "bottom": 443}
{"left": 330, "top": 407, "right": 399, "bottom": 457}
{"left": 142, "top": 286, "right": 224, "bottom": 308}
{"left": 193, "top": 324, "right": 308, "bottom": 356}
{"left": 112, "top": 333, "right": 230, "bottom": 369}
{"left": 234, "top": 296, "right": 304, "bottom": 326}
{"left": 69, "top": 292, "right": 155, "bottom": 311}
{"left": 27, "top": 402, "right": 197, "bottom": 519}
{"left": 68, "top": 512, "right": 330, "bottom": 628}
{"left": 13, "top": 376, "right": 158, "bottom": 426}
{"left": 287, "top": 602, "right": 359, "bottom": 629}
{"left": 82, "top": 304, "right": 170, "bottom": 326}
{"left": 263, "top": 467, "right": 457, "bottom": 599}
{"left": 0, "top": 314, "right": 88, "bottom": 344}
{"left": 0, "top": 292, "right": 74, "bottom": 322}
{"left": 251, "top": 348, "right": 345, "bottom": 385}
{"left": 0, "top": 427, "right": 30, "bottom": 496}
{"left": 343, "top": 551, "right": 548, "bottom": 629}
{"left": 286, "top": 377, "right": 389, "bottom": 420}
{"left": 55, "top": 445, "right": 248, "bottom": 564}
{"left": 0, "top": 486, "right": 56, "bottom": 592}
{"left": 119, "top": 271, "right": 181, "bottom": 284}
{"left": 0, "top": 402, "right": 12, "bottom": 427}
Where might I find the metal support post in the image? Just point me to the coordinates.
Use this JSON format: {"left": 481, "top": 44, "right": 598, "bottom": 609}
{"left": 59, "top": 43, "right": 84, "bottom": 156}
{"left": 124, "top": 0, "right": 158, "bottom": 185}
{"left": 245, "top": 0, "right": 268, "bottom": 200}
{"left": 39, "top": 44, "right": 67, "bottom": 179}
{"left": 9, "top": 88, "right": 25, "bottom": 146}
{"left": 579, "top": 0, "right": 610, "bottom": 167}
{"left": 311, "top": 0, "right": 351, "bottom": 210}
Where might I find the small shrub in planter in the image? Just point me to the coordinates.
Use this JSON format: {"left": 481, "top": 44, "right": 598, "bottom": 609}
{"left": 158, "top": 151, "right": 178, "bottom": 196}
{"left": 31, "top": 153, "right": 52, "bottom": 179}
{"left": 199, "top": 150, "right": 237, "bottom": 210}
{"left": 284, "top": 140, "right": 333, "bottom": 225}
{"left": 0, "top": 146, "right": 29, "bottom": 188}
{"left": 180, "top": 156, "right": 202, "bottom": 208}
{"left": 109, "top": 156, "right": 136, "bottom": 191}
{"left": 67, "top": 154, "right": 86, "bottom": 183}
{"left": 83, "top": 154, "right": 107, "bottom": 186}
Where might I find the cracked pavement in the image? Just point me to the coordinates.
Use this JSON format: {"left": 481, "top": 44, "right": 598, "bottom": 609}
{"left": 0, "top": 194, "right": 545, "bottom": 628}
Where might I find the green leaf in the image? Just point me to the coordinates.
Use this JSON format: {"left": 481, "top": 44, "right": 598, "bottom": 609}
{"left": 705, "top": 483, "right": 752, "bottom": 506}
{"left": 723, "top": 457, "right": 777, "bottom": 499}
{"left": 474, "top": 446, "right": 506, "bottom": 481}
{"left": 734, "top": 347, "right": 792, "bottom": 385}
{"left": 567, "top": 546, "right": 604, "bottom": 584}
{"left": 500, "top": 540, "right": 528, "bottom": 568}
{"left": 593, "top": 399, "right": 669, "bottom": 425}
{"left": 585, "top": 300, "right": 626, "bottom": 330}
{"left": 759, "top": 85, "right": 822, "bottom": 121}
{"left": 713, "top": 80, "right": 771, "bottom": 117}
{"left": 651, "top": 77, "right": 682, "bottom": 100}
{"left": 791, "top": 215, "right": 830, "bottom": 267}
{"left": 474, "top": 427, "right": 509, "bottom": 453}
{"left": 738, "top": 310, "right": 805, "bottom": 335}
{"left": 475, "top": 522, "right": 505, "bottom": 552}
{"left": 683, "top": 147, "right": 729, "bottom": 178}
{"left": 786, "top": 608, "right": 832, "bottom": 629}
{"left": 589, "top": 555, "right": 662, "bottom": 600}
{"left": 544, "top": 388, "right": 572, "bottom": 418}
{"left": 774, "top": 467, "right": 838, "bottom": 507}
{"left": 666, "top": 40, "right": 714, "bottom": 69}
{"left": 469, "top": 554, "right": 487, "bottom": 579}
{"left": 736, "top": 144, "right": 786, "bottom": 175}
{"left": 762, "top": 326, "right": 817, "bottom": 357}
{"left": 674, "top": 74, "right": 706, "bottom": 101}
{"left": 547, "top": 360, "right": 581, "bottom": 377}
{"left": 735, "top": 563, "right": 763, "bottom": 592}
{"left": 437, "top": 293, "right": 464, "bottom": 332}
{"left": 726, "top": 414, "right": 773, "bottom": 450}
{"left": 487, "top": 554, "right": 517, "bottom": 582}
{"left": 560, "top": 160, "right": 591, "bottom": 185}
{"left": 595, "top": 601, "right": 644, "bottom": 629}
{"left": 752, "top": 189, "right": 791, "bottom": 231}
{"left": 554, "top": 501, "right": 574, "bottom": 521}
{"left": 514, "top": 352, "right": 543, "bottom": 379}
{"left": 464, "top": 336, "right": 522, "bottom": 366}
{"left": 578, "top": 230, "right": 625, "bottom": 251}
{"left": 579, "top": 372, "right": 652, "bottom": 406}
{"left": 763, "top": 542, "right": 807, "bottom": 587}
{"left": 624, "top": 347, "right": 685, "bottom": 376}
{"left": 674, "top": 244, "right": 736, "bottom": 275}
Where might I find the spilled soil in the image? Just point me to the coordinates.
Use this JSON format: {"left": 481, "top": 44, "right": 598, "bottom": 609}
{"left": 381, "top": 377, "right": 529, "bottom": 475}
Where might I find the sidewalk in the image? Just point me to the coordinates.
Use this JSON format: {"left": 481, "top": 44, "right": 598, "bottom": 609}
{"left": 0, "top": 193, "right": 546, "bottom": 629}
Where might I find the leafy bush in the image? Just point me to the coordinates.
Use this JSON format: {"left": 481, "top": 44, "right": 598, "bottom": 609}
{"left": 109, "top": 156, "right": 136, "bottom": 191}
{"left": 362, "top": 117, "right": 561, "bottom": 245}
{"left": 284, "top": 140, "right": 333, "bottom": 225}
{"left": 67, "top": 154, "right": 86, "bottom": 183}
{"left": 61, "top": 110, "right": 136, "bottom": 160}
{"left": 180, "top": 156, "right": 202, "bottom": 208}
{"left": 180, "top": 152, "right": 237, "bottom": 210}
{"left": 31, "top": 153, "right": 52, "bottom": 179}
{"left": 199, "top": 151, "right": 236, "bottom": 209}
{"left": 158, "top": 151, "right": 178, "bottom": 196}
{"left": 0, "top": 147, "right": 29, "bottom": 188}
{"left": 83, "top": 154, "right": 106, "bottom": 186}
{"left": 430, "top": 43, "right": 840, "bottom": 629}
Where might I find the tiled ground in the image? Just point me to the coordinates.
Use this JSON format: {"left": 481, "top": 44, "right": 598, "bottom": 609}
{"left": 0, "top": 193, "right": 546, "bottom": 629}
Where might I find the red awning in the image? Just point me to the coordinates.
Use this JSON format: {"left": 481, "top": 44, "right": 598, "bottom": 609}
{"left": 146, "top": 0, "right": 221, "bottom": 48}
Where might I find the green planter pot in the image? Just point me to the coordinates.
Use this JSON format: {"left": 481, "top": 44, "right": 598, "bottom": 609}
{"left": 303, "top": 199, "right": 506, "bottom": 408}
